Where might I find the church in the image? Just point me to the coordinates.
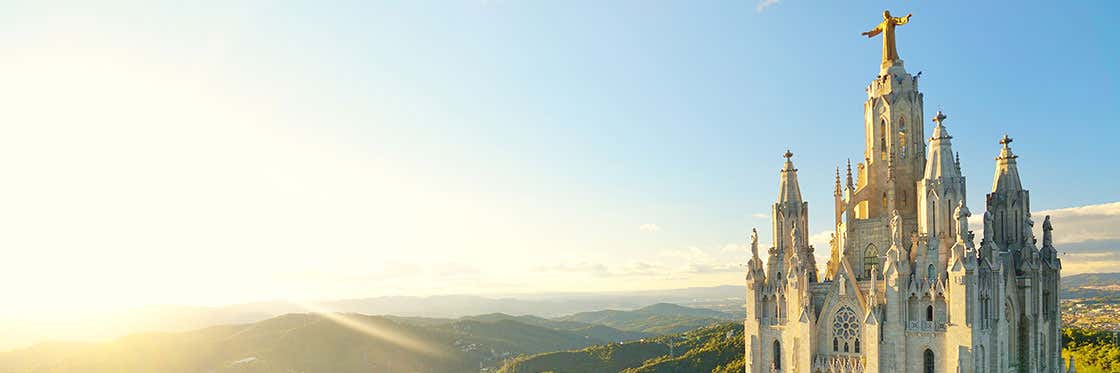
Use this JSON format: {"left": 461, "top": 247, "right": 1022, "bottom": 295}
{"left": 742, "top": 11, "right": 1070, "bottom": 373}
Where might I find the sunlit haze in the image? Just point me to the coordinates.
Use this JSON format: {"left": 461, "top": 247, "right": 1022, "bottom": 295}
{"left": 0, "top": 1, "right": 1116, "bottom": 325}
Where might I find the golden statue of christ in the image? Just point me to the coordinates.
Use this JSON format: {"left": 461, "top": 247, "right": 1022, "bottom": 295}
{"left": 862, "top": 10, "right": 912, "bottom": 66}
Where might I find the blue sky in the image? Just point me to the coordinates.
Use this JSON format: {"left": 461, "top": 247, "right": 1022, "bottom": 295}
{"left": 0, "top": 1, "right": 1117, "bottom": 315}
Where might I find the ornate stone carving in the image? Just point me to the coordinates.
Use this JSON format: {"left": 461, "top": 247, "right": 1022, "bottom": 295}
{"left": 751, "top": 228, "right": 760, "bottom": 258}
{"left": 954, "top": 200, "right": 971, "bottom": 244}
{"left": 890, "top": 209, "right": 903, "bottom": 248}
{"left": 1042, "top": 215, "right": 1053, "bottom": 248}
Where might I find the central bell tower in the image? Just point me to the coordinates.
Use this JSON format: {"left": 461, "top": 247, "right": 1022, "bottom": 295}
{"left": 831, "top": 29, "right": 927, "bottom": 281}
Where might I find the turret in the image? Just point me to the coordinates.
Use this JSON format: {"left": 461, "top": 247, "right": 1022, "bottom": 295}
{"left": 916, "top": 111, "right": 968, "bottom": 278}
{"left": 745, "top": 228, "right": 767, "bottom": 322}
{"left": 985, "top": 135, "right": 1032, "bottom": 272}
{"left": 771, "top": 150, "right": 813, "bottom": 282}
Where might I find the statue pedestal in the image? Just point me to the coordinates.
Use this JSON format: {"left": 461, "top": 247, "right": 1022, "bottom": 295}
{"left": 881, "top": 59, "right": 906, "bottom": 75}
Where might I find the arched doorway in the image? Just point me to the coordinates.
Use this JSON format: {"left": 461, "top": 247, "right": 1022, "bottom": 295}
{"left": 924, "top": 349, "right": 934, "bottom": 373}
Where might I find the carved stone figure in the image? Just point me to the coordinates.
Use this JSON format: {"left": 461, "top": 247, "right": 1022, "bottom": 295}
{"left": 1024, "top": 214, "right": 1036, "bottom": 245}
{"left": 1043, "top": 215, "right": 1053, "bottom": 247}
{"left": 890, "top": 209, "right": 903, "bottom": 248}
{"left": 791, "top": 222, "right": 804, "bottom": 249}
{"left": 751, "top": 228, "right": 760, "bottom": 257}
{"left": 983, "top": 210, "right": 995, "bottom": 244}
{"left": 954, "top": 200, "right": 971, "bottom": 243}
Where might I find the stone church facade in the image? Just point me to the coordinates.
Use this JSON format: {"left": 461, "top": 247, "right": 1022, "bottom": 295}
{"left": 743, "top": 14, "right": 1069, "bottom": 373}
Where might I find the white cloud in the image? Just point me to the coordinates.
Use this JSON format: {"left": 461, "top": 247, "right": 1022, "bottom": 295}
{"left": 722, "top": 243, "right": 748, "bottom": 253}
{"left": 756, "top": 0, "right": 780, "bottom": 12}
{"left": 1037, "top": 202, "right": 1120, "bottom": 244}
{"left": 809, "top": 230, "right": 833, "bottom": 250}
{"left": 534, "top": 262, "right": 611, "bottom": 276}
{"left": 751, "top": 213, "right": 769, "bottom": 219}
{"left": 963, "top": 201, "right": 1120, "bottom": 275}
{"left": 639, "top": 223, "right": 662, "bottom": 232}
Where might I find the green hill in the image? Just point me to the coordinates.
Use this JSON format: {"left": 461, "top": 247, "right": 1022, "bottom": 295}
{"left": 0, "top": 303, "right": 729, "bottom": 373}
{"left": 1062, "top": 273, "right": 1120, "bottom": 299}
{"left": 556, "top": 303, "right": 733, "bottom": 335}
{"left": 498, "top": 322, "right": 744, "bottom": 373}
{"left": 0, "top": 313, "right": 632, "bottom": 373}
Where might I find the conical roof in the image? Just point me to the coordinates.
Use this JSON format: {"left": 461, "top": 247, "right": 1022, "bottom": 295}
{"left": 992, "top": 134, "right": 1023, "bottom": 193}
{"left": 778, "top": 150, "right": 803, "bottom": 203}
{"left": 924, "top": 111, "right": 960, "bottom": 180}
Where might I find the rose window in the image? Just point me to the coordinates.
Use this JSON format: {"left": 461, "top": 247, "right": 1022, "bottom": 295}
{"left": 832, "top": 306, "right": 860, "bottom": 341}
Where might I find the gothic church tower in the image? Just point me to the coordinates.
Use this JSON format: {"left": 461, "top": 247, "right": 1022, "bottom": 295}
{"left": 744, "top": 11, "right": 1066, "bottom": 373}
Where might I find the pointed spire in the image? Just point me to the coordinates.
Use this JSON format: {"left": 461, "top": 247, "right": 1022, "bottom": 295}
{"left": 778, "top": 149, "right": 803, "bottom": 203}
{"left": 930, "top": 110, "right": 951, "bottom": 139}
{"left": 834, "top": 166, "right": 843, "bottom": 196}
{"left": 992, "top": 134, "right": 1024, "bottom": 193}
{"left": 924, "top": 110, "right": 960, "bottom": 180}
{"left": 845, "top": 158, "right": 854, "bottom": 190}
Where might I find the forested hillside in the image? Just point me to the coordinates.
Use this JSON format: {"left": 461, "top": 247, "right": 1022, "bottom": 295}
{"left": 0, "top": 313, "right": 637, "bottom": 373}
{"left": 556, "top": 303, "right": 734, "bottom": 335}
{"left": 498, "top": 322, "right": 744, "bottom": 373}
{"left": 0, "top": 304, "right": 729, "bottom": 373}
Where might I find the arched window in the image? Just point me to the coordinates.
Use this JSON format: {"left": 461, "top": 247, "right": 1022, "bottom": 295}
{"left": 924, "top": 349, "right": 935, "bottom": 373}
{"left": 864, "top": 244, "right": 878, "bottom": 278}
{"left": 773, "top": 340, "right": 782, "bottom": 370}
{"left": 931, "top": 199, "right": 937, "bottom": 235}
{"left": 880, "top": 120, "right": 887, "bottom": 160}
{"left": 947, "top": 199, "right": 953, "bottom": 238}
{"left": 1014, "top": 211, "right": 1020, "bottom": 244}
{"left": 832, "top": 305, "right": 860, "bottom": 355}
{"left": 927, "top": 264, "right": 935, "bottom": 280}
{"left": 881, "top": 192, "right": 887, "bottom": 211}
{"left": 898, "top": 116, "right": 907, "bottom": 158}
{"left": 855, "top": 338, "right": 861, "bottom": 353}
{"left": 1001, "top": 211, "right": 1007, "bottom": 242}
{"left": 926, "top": 305, "right": 934, "bottom": 321}
{"left": 1039, "top": 291, "right": 1048, "bottom": 315}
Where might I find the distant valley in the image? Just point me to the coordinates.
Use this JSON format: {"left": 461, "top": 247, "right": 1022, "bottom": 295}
{"left": 4, "top": 274, "right": 1119, "bottom": 373}
{"left": 0, "top": 303, "right": 736, "bottom": 373}
{"left": 0, "top": 285, "right": 744, "bottom": 351}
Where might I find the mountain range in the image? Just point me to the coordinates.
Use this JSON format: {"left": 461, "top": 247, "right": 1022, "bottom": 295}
{"left": 0, "top": 285, "right": 744, "bottom": 351}
{"left": 0, "top": 303, "right": 733, "bottom": 373}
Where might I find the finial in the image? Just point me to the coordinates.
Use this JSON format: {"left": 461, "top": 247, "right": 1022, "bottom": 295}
{"left": 1000, "top": 134, "right": 1013, "bottom": 146}
{"left": 844, "top": 160, "right": 854, "bottom": 191}
{"left": 834, "top": 167, "right": 843, "bottom": 196}
{"left": 784, "top": 149, "right": 794, "bottom": 159}
{"left": 932, "top": 110, "right": 947, "bottom": 127}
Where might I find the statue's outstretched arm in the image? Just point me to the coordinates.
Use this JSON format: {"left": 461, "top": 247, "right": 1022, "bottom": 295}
{"left": 861, "top": 26, "right": 882, "bottom": 37}
{"left": 894, "top": 14, "right": 912, "bottom": 25}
